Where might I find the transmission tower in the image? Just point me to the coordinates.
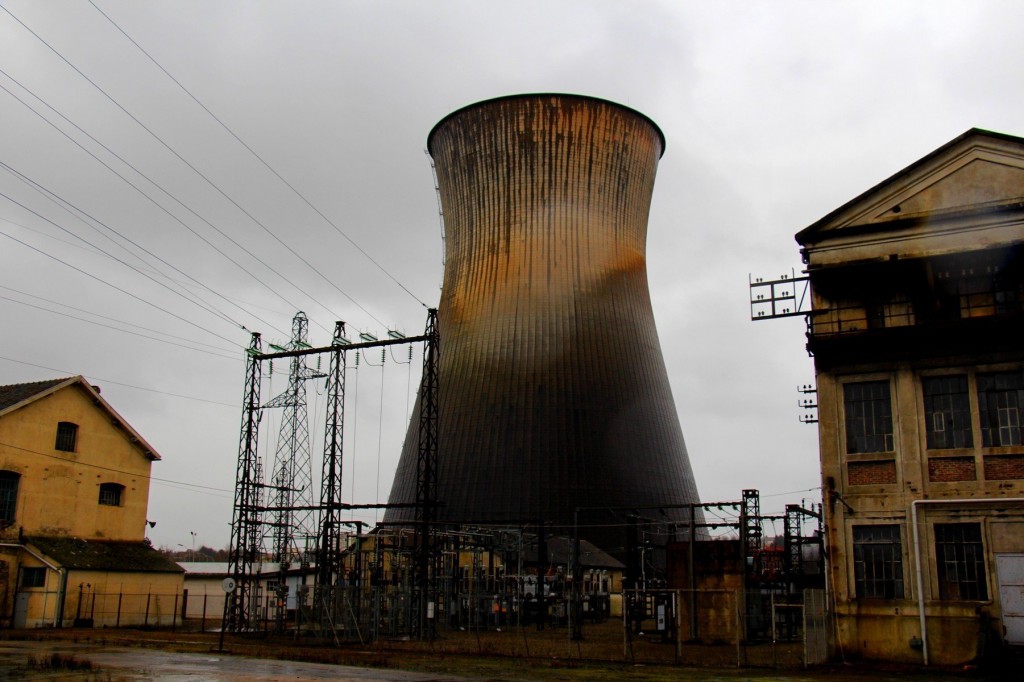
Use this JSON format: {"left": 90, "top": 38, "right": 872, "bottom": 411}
{"left": 265, "top": 312, "right": 324, "bottom": 567}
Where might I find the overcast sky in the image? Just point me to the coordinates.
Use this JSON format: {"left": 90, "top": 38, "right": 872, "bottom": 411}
{"left": 1, "top": 1, "right": 1021, "bottom": 552}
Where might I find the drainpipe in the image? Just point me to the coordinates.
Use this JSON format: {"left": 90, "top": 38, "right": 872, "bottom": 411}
{"left": 911, "top": 497, "right": 1024, "bottom": 666}
{"left": 55, "top": 568, "right": 68, "bottom": 627}
{"left": 0, "top": 543, "right": 63, "bottom": 627}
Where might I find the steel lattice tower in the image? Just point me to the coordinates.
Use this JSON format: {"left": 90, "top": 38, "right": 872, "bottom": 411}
{"left": 265, "top": 312, "right": 323, "bottom": 565}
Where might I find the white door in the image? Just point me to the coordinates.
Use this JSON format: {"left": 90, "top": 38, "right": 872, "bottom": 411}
{"left": 13, "top": 592, "right": 29, "bottom": 628}
{"left": 996, "top": 553, "right": 1024, "bottom": 645}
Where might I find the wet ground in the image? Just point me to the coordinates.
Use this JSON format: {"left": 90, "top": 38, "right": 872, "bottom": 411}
{"left": 0, "top": 639, "right": 472, "bottom": 681}
{"left": 0, "top": 629, "right": 1009, "bottom": 681}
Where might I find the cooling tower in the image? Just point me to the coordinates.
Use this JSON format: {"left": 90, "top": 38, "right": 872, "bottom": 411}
{"left": 386, "top": 94, "right": 700, "bottom": 547}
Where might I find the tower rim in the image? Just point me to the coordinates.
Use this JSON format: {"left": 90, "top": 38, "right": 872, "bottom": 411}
{"left": 426, "top": 93, "right": 666, "bottom": 159}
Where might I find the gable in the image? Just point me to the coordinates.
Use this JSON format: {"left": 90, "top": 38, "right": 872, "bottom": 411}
{"left": 0, "top": 376, "right": 160, "bottom": 462}
{"left": 797, "top": 129, "right": 1024, "bottom": 246}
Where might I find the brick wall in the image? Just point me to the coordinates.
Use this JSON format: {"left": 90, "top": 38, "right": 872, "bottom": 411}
{"left": 928, "top": 457, "right": 976, "bottom": 482}
{"left": 983, "top": 454, "right": 1024, "bottom": 480}
{"left": 848, "top": 460, "right": 897, "bottom": 485}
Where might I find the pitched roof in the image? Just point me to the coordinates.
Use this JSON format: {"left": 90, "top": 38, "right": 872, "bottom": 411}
{"left": 522, "top": 536, "right": 625, "bottom": 570}
{"left": 0, "top": 375, "right": 161, "bottom": 460}
{"left": 28, "top": 536, "right": 184, "bottom": 573}
{"left": 796, "top": 128, "right": 1024, "bottom": 245}
{"left": 0, "top": 378, "right": 69, "bottom": 412}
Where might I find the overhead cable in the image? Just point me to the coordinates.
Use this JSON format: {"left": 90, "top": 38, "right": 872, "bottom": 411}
{"left": 0, "top": 70, "right": 301, "bottom": 337}
{"left": 0, "top": 354, "right": 238, "bottom": 407}
{"left": 89, "top": 0, "right": 430, "bottom": 310}
{"left": 0, "top": 220, "right": 241, "bottom": 348}
{"left": 1, "top": 4, "right": 383, "bottom": 328}
{"left": 0, "top": 160, "right": 247, "bottom": 334}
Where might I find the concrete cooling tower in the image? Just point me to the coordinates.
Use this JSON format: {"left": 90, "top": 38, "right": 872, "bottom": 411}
{"left": 386, "top": 94, "right": 701, "bottom": 549}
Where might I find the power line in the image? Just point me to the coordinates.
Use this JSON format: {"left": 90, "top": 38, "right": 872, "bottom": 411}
{"left": 0, "top": 354, "right": 238, "bottom": 408}
{"left": 0, "top": 70, "right": 297, "bottom": 337}
{"left": 0, "top": 291, "right": 237, "bottom": 361}
{"left": 0, "top": 160, "right": 247, "bottom": 334}
{"left": 0, "top": 439, "right": 233, "bottom": 494}
{"left": 89, "top": 0, "right": 429, "bottom": 311}
{"left": 0, "top": 283, "right": 235, "bottom": 354}
{"left": 0, "top": 192, "right": 242, "bottom": 348}
{"left": 1, "top": 4, "right": 385, "bottom": 328}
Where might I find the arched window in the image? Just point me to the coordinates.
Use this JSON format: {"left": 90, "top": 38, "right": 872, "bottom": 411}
{"left": 98, "top": 482, "right": 124, "bottom": 507}
{"left": 0, "top": 471, "right": 19, "bottom": 524}
{"left": 55, "top": 421, "right": 78, "bottom": 452}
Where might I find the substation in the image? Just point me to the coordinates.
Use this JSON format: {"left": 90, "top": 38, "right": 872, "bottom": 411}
{"left": 221, "top": 95, "right": 827, "bottom": 662}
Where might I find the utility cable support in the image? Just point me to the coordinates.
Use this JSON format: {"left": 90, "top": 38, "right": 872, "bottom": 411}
{"left": 224, "top": 332, "right": 265, "bottom": 635}
{"left": 90, "top": 0, "right": 429, "bottom": 310}
{"left": 1, "top": 4, "right": 383, "bottom": 328}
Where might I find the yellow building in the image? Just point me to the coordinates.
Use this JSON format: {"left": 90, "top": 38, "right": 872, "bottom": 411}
{"left": 795, "top": 129, "right": 1024, "bottom": 664}
{"left": 0, "top": 376, "right": 183, "bottom": 628}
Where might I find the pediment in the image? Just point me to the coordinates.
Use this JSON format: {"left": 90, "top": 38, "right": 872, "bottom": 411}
{"left": 798, "top": 129, "right": 1024, "bottom": 243}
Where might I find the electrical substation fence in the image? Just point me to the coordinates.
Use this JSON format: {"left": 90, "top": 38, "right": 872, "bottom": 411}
{"left": 16, "top": 583, "right": 830, "bottom": 669}
{"left": 14, "top": 587, "right": 186, "bottom": 630}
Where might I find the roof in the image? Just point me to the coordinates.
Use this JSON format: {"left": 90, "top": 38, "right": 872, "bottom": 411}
{"left": 177, "top": 561, "right": 317, "bottom": 578}
{"left": 0, "top": 375, "right": 161, "bottom": 460}
{"left": 796, "top": 128, "right": 1024, "bottom": 245}
{"left": 28, "top": 536, "right": 184, "bottom": 573}
{"left": 0, "top": 378, "right": 68, "bottom": 412}
{"left": 522, "top": 536, "right": 625, "bottom": 570}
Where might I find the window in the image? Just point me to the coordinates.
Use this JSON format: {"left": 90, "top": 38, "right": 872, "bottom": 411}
{"left": 977, "top": 371, "right": 1024, "bottom": 447}
{"left": 55, "top": 421, "right": 78, "bottom": 452}
{"left": 935, "top": 523, "right": 987, "bottom": 600}
{"left": 852, "top": 525, "right": 904, "bottom": 599}
{"left": 844, "top": 381, "right": 894, "bottom": 453}
{"left": 98, "top": 483, "right": 124, "bottom": 507}
{"left": 0, "top": 471, "right": 19, "bottom": 525}
{"left": 922, "top": 375, "right": 973, "bottom": 449}
{"left": 20, "top": 566, "right": 46, "bottom": 588}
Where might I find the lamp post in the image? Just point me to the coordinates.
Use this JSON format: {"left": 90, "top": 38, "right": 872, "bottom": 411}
{"left": 190, "top": 531, "right": 197, "bottom": 562}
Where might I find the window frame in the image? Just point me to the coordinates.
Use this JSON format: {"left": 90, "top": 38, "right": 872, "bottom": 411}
{"left": 851, "top": 524, "right": 905, "bottom": 600}
{"left": 976, "top": 370, "right": 1024, "bottom": 448}
{"left": 843, "top": 379, "right": 895, "bottom": 455}
{"left": 98, "top": 482, "right": 125, "bottom": 507}
{"left": 0, "top": 470, "right": 20, "bottom": 526}
{"left": 934, "top": 522, "right": 988, "bottom": 601}
{"left": 54, "top": 421, "right": 78, "bottom": 452}
{"left": 922, "top": 374, "right": 974, "bottom": 450}
{"left": 20, "top": 566, "right": 47, "bottom": 589}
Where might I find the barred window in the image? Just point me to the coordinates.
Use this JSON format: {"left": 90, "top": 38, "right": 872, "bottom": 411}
{"left": 852, "top": 525, "right": 904, "bottom": 599}
{"left": 0, "top": 471, "right": 19, "bottom": 525}
{"left": 977, "top": 371, "right": 1024, "bottom": 447}
{"left": 844, "top": 381, "right": 894, "bottom": 454}
{"left": 922, "top": 375, "right": 973, "bottom": 449}
{"left": 98, "top": 483, "right": 124, "bottom": 507}
{"left": 935, "top": 523, "right": 987, "bottom": 601}
{"left": 55, "top": 421, "right": 78, "bottom": 452}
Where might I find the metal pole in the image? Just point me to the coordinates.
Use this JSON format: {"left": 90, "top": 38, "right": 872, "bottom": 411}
{"left": 571, "top": 507, "right": 582, "bottom": 641}
{"left": 689, "top": 504, "right": 697, "bottom": 641}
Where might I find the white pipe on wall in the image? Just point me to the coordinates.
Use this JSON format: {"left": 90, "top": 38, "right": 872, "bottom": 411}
{"left": 910, "top": 497, "right": 1024, "bottom": 665}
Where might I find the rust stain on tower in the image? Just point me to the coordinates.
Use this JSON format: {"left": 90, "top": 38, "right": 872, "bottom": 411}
{"left": 386, "top": 94, "right": 700, "bottom": 543}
